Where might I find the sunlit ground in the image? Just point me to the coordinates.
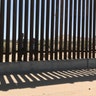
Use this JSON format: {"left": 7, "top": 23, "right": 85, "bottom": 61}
{"left": 0, "top": 68, "right": 96, "bottom": 96}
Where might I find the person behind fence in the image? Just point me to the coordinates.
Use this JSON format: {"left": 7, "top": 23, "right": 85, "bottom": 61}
{"left": 21, "top": 33, "right": 36, "bottom": 60}
{"left": 32, "top": 38, "right": 36, "bottom": 60}
{"left": 21, "top": 33, "right": 25, "bottom": 61}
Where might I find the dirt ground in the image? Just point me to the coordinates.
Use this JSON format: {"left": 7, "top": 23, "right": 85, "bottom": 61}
{"left": 0, "top": 81, "right": 96, "bottom": 96}
{"left": 0, "top": 68, "right": 96, "bottom": 96}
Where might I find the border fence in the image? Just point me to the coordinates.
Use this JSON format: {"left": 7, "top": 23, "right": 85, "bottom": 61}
{"left": 0, "top": 0, "right": 96, "bottom": 62}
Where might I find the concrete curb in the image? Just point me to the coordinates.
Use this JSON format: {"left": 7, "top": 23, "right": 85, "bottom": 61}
{"left": 0, "top": 59, "right": 95, "bottom": 74}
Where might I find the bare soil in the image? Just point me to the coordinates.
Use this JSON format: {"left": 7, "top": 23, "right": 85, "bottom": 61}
{"left": 0, "top": 81, "right": 96, "bottom": 96}
{"left": 0, "top": 68, "right": 96, "bottom": 96}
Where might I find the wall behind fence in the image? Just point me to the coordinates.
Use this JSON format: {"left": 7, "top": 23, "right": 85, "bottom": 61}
{"left": 0, "top": 0, "right": 96, "bottom": 62}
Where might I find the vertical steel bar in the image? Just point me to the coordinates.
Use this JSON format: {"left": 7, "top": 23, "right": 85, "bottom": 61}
{"left": 68, "top": 0, "right": 72, "bottom": 59}
{"left": 50, "top": 0, "right": 54, "bottom": 60}
{"left": 59, "top": 0, "right": 63, "bottom": 60}
{"left": 44, "top": 0, "right": 47, "bottom": 60}
{"left": 92, "top": 0, "right": 95, "bottom": 58}
{"left": 76, "top": 0, "right": 79, "bottom": 59}
{"left": 24, "top": 0, "right": 28, "bottom": 61}
{"left": 55, "top": 0, "right": 59, "bottom": 60}
{"left": 83, "top": 0, "right": 87, "bottom": 59}
{"left": 64, "top": 0, "right": 68, "bottom": 59}
{"left": 53, "top": 0, "right": 57, "bottom": 60}
{"left": 35, "top": 0, "right": 39, "bottom": 60}
{"left": 48, "top": 0, "right": 52, "bottom": 60}
{"left": 62, "top": 0, "right": 66, "bottom": 60}
{"left": 79, "top": 0, "right": 83, "bottom": 58}
{"left": 40, "top": 0, "right": 44, "bottom": 60}
{"left": 0, "top": 0, "right": 4, "bottom": 62}
{"left": 6, "top": 0, "right": 11, "bottom": 62}
{"left": 73, "top": 0, "right": 76, "bottom": 59}
{"left": 85, "top": 0, "right": 88, "bottom": 58}
{"left": 18, "top": 0, "right": 23, "bottom": 61}
{"left": 29, "top": 0, "right": 34, "bottom": 61}
{"left": 81, "top": 0, "right": 84, "bottom": 58}
{"left": 89, "top": 0, "right": 92, "bottom": 58}
{"left": 45, "top": 0, "right": 49, "bottom": 60}
{"left": 95, "top": 0, "right": 96, "bottom": 58}
{"left": 12, "top": 0, "right": 17, "bottom": 61}
{"left": 81, "top": 1, "right": 86, "bottom": 58}
{"left": 77, "top": 0, "right": 80, "bottom": 59}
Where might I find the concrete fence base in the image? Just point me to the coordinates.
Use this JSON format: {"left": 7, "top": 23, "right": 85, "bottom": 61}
{"left": 0, "top": 59, "right": 96, "bottom": 74}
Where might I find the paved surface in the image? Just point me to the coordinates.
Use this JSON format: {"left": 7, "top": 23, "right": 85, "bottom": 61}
{"left": 0, "top": 68, "right": 96, "bottom": 96}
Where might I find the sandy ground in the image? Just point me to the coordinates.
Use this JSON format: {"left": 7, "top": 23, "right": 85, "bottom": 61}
{"left": 0, "top": 68, "right": 96, "bottom": 96}
{"left": 0, "top": 81, "right": 96, "bottom": 96}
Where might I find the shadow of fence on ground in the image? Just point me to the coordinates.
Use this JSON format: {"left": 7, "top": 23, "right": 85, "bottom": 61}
{"left": 0, "top": 68, "right": 96, "bottom": 91}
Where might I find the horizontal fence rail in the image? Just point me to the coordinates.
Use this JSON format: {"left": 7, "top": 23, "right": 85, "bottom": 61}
{"left": 0, "top": 0, "right": 96, "bottom": 62}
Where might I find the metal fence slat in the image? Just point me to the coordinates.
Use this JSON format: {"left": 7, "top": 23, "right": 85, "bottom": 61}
{"left": 55, "top": 0, "right": 59, "bottom": 60}
{"left": 45, "top": 0, "right": 50, "bottom": 60}
{"left": 40, "top": 0, "right": 44, "bottom": 60}
{"left": 24, "top": 0, "right": 28, "bottom": 61}
{"left": 29, "top": 0, "right": 34, "bottom": 61}
{"left": 6, "top": 0, "right": 11, "bottom": 62}
{"left": 35, "top": 0, "right": 39, "bottom": 61}
{"left": 89, "top": 0, "right": 92, "bottom": 58}
{"left": 12, "top": 0, "right": 17, "bottom": 61}
{"left": 18, "top": 0, "right": 23, "bottom": 61}
{"left": 85, "top": 0, "right": 88, "bottom": 59}
{"left": 73, "top": 0, "right": 76, "bottom": 59}
{"left": 50, "top": 0, "right": 54, "bottom": 60}
{"left": 0, "top": 0, "right": 95, "bottom": 62}
{"left": 64, "top": 0, "right": 68, "bottom": 59}
{"left": 59, "top": 0, "right": 63, "bottom": 60}
{"left": 0, "top": 0, "right": 4, "bottom": 62}
{"left": 77, "top": 0, "right": 81, "bottom": 59}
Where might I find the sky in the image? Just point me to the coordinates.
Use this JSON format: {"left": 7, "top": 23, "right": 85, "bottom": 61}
{"left": 3, "top": 0, "right": 49, "bottom": 40}
{"left": 4, "top": 0, "right": 29, "bottom": 40}
{"left": 2, "top": 0, "right": 95, "bottom": 40}
{"left": 3, "top": 0, "right": 64, "bottom": 40}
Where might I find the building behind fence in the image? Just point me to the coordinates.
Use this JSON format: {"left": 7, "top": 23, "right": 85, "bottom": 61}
{"left": 0, "top": 0, "right": 96, "bottom": 62}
